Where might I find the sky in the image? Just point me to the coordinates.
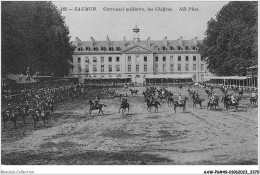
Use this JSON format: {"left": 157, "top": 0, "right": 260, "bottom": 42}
{"left": 53, "top": 1, "right": 229, "bottom": 42}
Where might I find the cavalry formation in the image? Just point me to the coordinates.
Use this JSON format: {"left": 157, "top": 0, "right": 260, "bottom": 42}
{"left": 1, "top": 81, "right": 258, "bottom": 131}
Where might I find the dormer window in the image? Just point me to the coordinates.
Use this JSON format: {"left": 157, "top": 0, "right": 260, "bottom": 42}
{"left": 170, "top": 46, "right": 174, "bottom": 50}
{"left": 101, "top": 46, "right": 106, "bottom": 51}
{"left": 86, "top": 47, "right": 90, "bottom": 51}
{"left": 116, "top": 47, "right": 121, "bottom": 51}
{"left": 192, "top": 46, "right": 196, "bottom": 50}
{"left": 109, "top": 47, "right": 114, "bottom": 51}
{"left": 162, "top": 46, "right": 167, "bottom": 51}
{"left": 93, "top": 47, "right": 98, "bottom": 51}
{"left": 78, "top": 47, "right": 82, "bottom": 51}
{"left": 178, "top": 46, "right": 182, "bottom": 50}
{"left": 185, "top": 46, "right": 189, "bottom": 50}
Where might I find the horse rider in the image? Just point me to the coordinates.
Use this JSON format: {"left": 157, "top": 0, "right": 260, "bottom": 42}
{"left": 151, "top": 94, "right": 155, "bottom": 105}
{"left": 161, "top": 89, "right": 165, "bottom": 97}
{"left": 210, "top": 93, "right": 216, "bottom": 103}
{"left": 94, "top": 96, "right": 100, "bottom": 108}
{"left": 251, "top": 91, "right": 257, "bottom": 99}
{"left": 122, "top": 94, "right": 128, "bottom": 104}
{"left": 7, "top": 103, "right": 13, "bottom": 115}
{"left": 178, "top": 93, "right": 183, "bottom": 104}
{"left": 195, "top": 91, "right": 199, "bottom": 99}
{"left": 25, "top": 101, "right": 30, "bottom": 114}
{"left": 230, "top": 93, "right": 236, "bottom": 104}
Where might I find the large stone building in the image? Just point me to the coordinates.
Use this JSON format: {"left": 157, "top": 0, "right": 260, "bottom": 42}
{"left": 71, "top": 26, "right": 210, "bottom": 84}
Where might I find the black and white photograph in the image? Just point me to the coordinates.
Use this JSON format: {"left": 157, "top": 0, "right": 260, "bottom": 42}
{"left": 1, "top": 0, "right": 259, "bottom": 174}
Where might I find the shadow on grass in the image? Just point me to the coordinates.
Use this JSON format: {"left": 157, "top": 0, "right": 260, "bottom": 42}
{"left": 2, "top": 150, "right": 174, "bottom": 165}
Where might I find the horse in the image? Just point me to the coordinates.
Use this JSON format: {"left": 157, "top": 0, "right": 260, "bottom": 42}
{"left": 167, "top": 96, "right": 174, "bottom": 106}
{"left": 1, "top": 110, "right": 18, "bottom": 129}
{"left": 250, "top": 96, "right": 258, "bottom": 106}
{"left": 158, "top": 93, "right": 167, "bottom": 102}
{"left": 226, "top": 98, "right": 241, "bottom": 111}
{"left": 192, "top": 94, "right": 204, "bottom": 109}
{"left": 188, "top": 89, "right": 196, "bottom": 97}
{"left": 173, "top": 97, "right": 188, "bottom": 113}
{"left": 207, "top": 97, "right": 219, "bottom": 110}
{"left": 129, "top": 89, "right": 139, "bottom": 97}
{"left": 89, "top": 100, "right": 106, "bottom": 117}
{"left": 144, "top": 98, "right": 161, "bottom": 112}
{"left": 119, "top": 100, "right": 130, "bottom": 114}
{"left": 205, "top": 89, "right": 212, "bottom": 97}
{"left": 17, "top": 106, "right": 28, "bottom": 125}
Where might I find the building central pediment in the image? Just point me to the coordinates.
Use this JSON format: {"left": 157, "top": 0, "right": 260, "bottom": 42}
{"left": 122, "top": 45, "right": 153, "bottom": 54}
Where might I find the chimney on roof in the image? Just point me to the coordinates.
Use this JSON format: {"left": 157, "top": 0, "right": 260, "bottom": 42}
{"left": 193, "top": 37, "right": 198, "bottom": 45}
{"left": 107, "top": 35, "right": 110, "bottom": 42}
{"left": 147, "top": 37, "right": 151, "bottom": 47}
{"left": 179, "top": 36, "right": 183, "bottom": 46}
{"left": 123, "top": 36, "right": 126, "bottom": 42}
{"left": 163, "top": 36, "right": 168, "bottom": 46}
{"left": 75, "top": 37, "right": 81, "bottom": 42}
{"left": 90, "top": 36, "right": 95, "bottom": 46}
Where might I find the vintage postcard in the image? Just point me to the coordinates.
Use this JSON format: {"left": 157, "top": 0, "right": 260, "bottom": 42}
{"left": 1, "top": 1, "right": 258, "bottom": 174}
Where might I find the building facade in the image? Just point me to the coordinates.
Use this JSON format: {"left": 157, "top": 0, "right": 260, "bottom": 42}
{"left": 71, "top": 26, "right": 210, "bottom": 84}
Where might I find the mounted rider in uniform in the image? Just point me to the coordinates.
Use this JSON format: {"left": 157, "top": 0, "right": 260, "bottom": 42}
{"left": 94, "top": 96, "right": 100, "bottom": 108}
{"left": 230, "top": 94, "right": 236, "bottom": 104}
{"left": 178, "top": 93, "right": 183, "bottom": 105}
{"left": 122, "top": 94, "right": 128, "bottom": 105}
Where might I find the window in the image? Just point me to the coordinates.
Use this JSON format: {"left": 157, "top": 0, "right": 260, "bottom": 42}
{"left": 170, "top": 46, "right": 174, "bottom": 50}
{"left": 135, "top": 56, "right": 139, "bottom": 62}
{"left": 116, "top": 57, "right": 120, "bottom": 62}
{"left": 193, "top": 56, "right": 196, "bottom": 61}
{"left": 86, "top": 47, "right": 90, "bottom": 51}
{"left": 163, "top": 64, "right": 166, "bottom": 72}
{"left": 85, "top": 65, "right": 89, "bottom": 72}
{"left": 101, "top": 65, "right": 104, "bottom": 72}
{"left": 101, "top": 57, "right": 104, "bottom": 63}
{"left": 93, "top": 47, "right": 98, "bottom": 51}
{"left": 201, "top": 64, "right": 204, "bottom": 71}
{"left": 109, "top": 57, "right": 112, "bottom": 62}
{"left": 170, "top": 56, "right": 174, "bottom": 62}
{"left": 93, "top": 57, "right": 97, "bottom": 63}
{"left": 192, "top": 46, "right": 196, "bottom": 50}
{"left": 128, "top": 65, "right": 131, "bottom": 72}
{"left": 144, "top": 65, "right": 147, "bottom": 72}
{"left": 109, "top": 47, "right": 113, "bottom": 51}
{"left": 178, "top": 64, "right": 181, "bottom": 71}
{"left": 116, "top": 65, "right": 120, "bottom": 72}
{"left": 78, "top": 47, "right": 81, "bottom": 51}
{"left": 85, "top": 57, "right": 89, "bottom": 63}
{"left": 144, "top": 56, "right": 147, "bottom": 62}
{"left": 185, "top": 56, "right": 189, "bottom": 61}
{"left": 101, "top": 46, "right": 106, "bottom": 51}
{"left": 78, "top": 65, "right": 81, "bottom": 72}
{"left": 170, "top": 64, "right": 174, "bottom": 72}
{"left": 155, "top": 56, "right": 158, "bottom": 62}
{"left": 116, "top": 47, "right": 120, "bottom": 51}
{"left": 178, "top": 56, "right": 181, "bottom": 61}
{"left": 109, "top": 65, "right": 112, "bottom": 72}
{"left": 136, "top": 64, "right": 139, "bottom": 72}
{"left": 128, "top": 56, "right": 131, "bottom": 62}
{"left": 193, "top": 64, "right": 196, "bottom": 71}
{"left": 178, "top": 46, "right": 182, "bottom": 50}
{"left": 185, "top": 46, "right": 189, "bottom": 50}
{"left": 78, "top": 57, "right": 81, "bottom": 63}
{"left": 185, "top": 64, "right": 189, "bottom": 71}
{"left": 163, "top": 56, "right": 166, "bottom": 62}
{"left": 162, "top": 47, "right": 167, "bottom": 51}
{"left": 155, "top": 64, "right": 158, "bottom": 72}
{"left": 93, "top": 65, "right": 97, "bottom": 72}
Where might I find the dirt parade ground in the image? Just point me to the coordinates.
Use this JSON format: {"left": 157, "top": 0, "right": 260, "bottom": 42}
{"left": 1, "top": 86, "right": 258, "bottom": 165}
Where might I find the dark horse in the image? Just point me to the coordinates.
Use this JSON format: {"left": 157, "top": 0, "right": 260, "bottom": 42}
{"left": 129, "top": 89, "right": 139, "bottom": 97}
{"left": 250, "top": 96, "right": 258, "bottom": 106}
{"left": 119, "top": 100, "right": 130, "bottom": 114}
{"left": 89, "top": 100, "right": 106, "bottom": 117}
{"left": 2, "top": 110, "right": 18, "bottom": 130}
{"left": 207, "top": 97, "right": 219, "bottom": 110}
{"left": 173, "top": 97, "right": 188, "bottom": 113}
{"left": 167, "top": 96, "right": 174, "bottom": 106}
{"left": 226, "top": 98, "right": 241, "bottom": 111}
{"left": 144, "top": 98, "right": 161, "bottom": 112}
{"left": 192, "top": 94, "right": 204, "bottom": 109}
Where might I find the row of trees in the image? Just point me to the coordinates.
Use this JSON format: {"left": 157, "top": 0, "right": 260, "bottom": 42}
{"left": 199, "top": 1, "right": 257, "bottom": 76}
{"left": 2, "top": 1, "right": 75, "bottom": 77}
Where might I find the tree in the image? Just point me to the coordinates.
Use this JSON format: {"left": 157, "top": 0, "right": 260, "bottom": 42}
{"left": 1, "top": 1, "right": 75, "bottom": 76}
{"left": 199, "top": 1, "right": 257, "bottom": 76}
